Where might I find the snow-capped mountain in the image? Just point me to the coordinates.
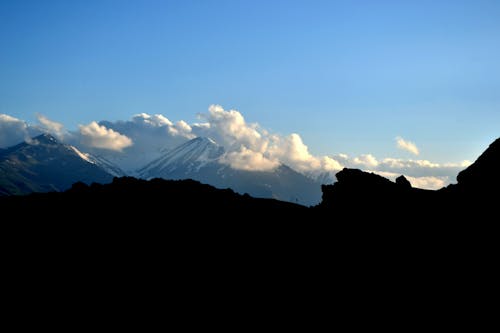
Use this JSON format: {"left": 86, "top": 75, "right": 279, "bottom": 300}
{"left": 0, "top": 134, "right": 325, "bottom": 205}
{"left": 139, "top": 137, "right": 323, "bottom": 205}
{"left": 66, "top": 146, "right": 126, "bottom": 177}
{"left": 138, "top": 137, "right": 224, "bottom": 178}
{"left": 0, "top": 134, "right": 114, "bottom": 195}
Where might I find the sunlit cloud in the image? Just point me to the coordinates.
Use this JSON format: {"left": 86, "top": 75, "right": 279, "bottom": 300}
{"left": 195, "top": 105, "right": 344, "bottom": 176}
{"left": 0, "top": 113, "right": 41, "bottom": 147}
{"left": 79, "top": 121, "right": 133, "bottom": 151}
{"left": 36, "top": 114, "right": 65, "bottom": 138}
{"left": 396, "top": 136, "right": 419, "bottom": 155}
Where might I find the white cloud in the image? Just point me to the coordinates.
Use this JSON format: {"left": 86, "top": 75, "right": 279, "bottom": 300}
{"left": 195, "top": 105, "right": 344, "bottom": 176}
{"left": 133, "top": 113, "right": 173, "bottom": 127}
{"left": 396, "top": 136, "right": 419, "bottom": 155}
{"left": 78, "top": 121, "right": 133, "bottom": 151}
{"left": 221, "top": 146, "right": 279, "bottom": 171}
{"left": 0, "top": 114, "right": 28, "bottom": 147}
{"left": 407, "top": 176, "right": 447, "bottom": 190}
{"left": 200, "top": 104, "right": 265, "bottom": 151}
{"left": 352, "top": 154, "right": 379, "bottom": 167}
{"left": 85, "top": 113, "right": 196, "bottom": 171}
{"left": 36, "top": 114, "right": 65, "bottom": 138}
{"left": 0, "top": 113, "right": 41, "bottom": 148}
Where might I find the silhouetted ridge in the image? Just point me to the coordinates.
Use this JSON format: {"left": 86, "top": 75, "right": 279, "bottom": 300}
{"left": 1, "top": 176, "right": 308, "bottom": 221}
{"left": 456, "top": 138, "right": 500, "bottom": 189}
{"left": 318, "top": 168, "right": 429, "bottom": 213}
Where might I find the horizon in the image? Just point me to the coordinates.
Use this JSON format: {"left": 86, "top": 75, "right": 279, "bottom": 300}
{"left": 1, "top": 1, "right": 499, "bottom": 189}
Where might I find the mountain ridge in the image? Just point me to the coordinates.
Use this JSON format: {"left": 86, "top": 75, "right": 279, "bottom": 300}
{"left": 0, "top": 133, "right": 114, "bottom": 195}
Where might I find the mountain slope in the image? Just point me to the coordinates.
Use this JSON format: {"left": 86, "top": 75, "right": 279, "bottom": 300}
{"left": 138, "top": 137, "right": 224, "bottom": 176}
{"left": 139, "top": 137, "right": 322, "bottom": 205}
{"left": 456, "top": 138, "right": 500, "bottom": 189}
{"left": 0, "top": 134, "right": 113, "bottom": 196}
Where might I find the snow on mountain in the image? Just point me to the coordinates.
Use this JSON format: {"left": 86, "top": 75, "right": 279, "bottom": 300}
{"left": 138, "top": 136, "right": 322, "bottom": 205}
{"left": 138, "top": 137, "right": 224, "bottom": 178}
{"left": 0, "top": 134, "right": 114, "bottom": 195}
{"left": 68, "top": 144, "right": 125, "bottom": 177}
{"left": 69, "top": 146, "right": 95, "bottom": 164}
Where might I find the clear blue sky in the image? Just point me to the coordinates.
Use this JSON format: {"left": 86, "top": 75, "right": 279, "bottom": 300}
{"left": 1, "top": 0, "right": 499, "bottom": 162}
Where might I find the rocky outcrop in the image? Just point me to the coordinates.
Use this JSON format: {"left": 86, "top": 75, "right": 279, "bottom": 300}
{"left": 319, "top": 168, "right": 426, "bottom": 214}
{"left": 396, "top": 175, "right": 411, "bottom": 188}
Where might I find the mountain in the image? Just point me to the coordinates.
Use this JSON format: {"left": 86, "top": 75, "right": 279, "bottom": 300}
{"left": 0, "top": 134, "right": 114, "bottom": 196}
{"left": 139, "top": 137, "right": 323, "bottom": 205}
{"left": 138, "top": 137, "right": 225, "bottom": 176}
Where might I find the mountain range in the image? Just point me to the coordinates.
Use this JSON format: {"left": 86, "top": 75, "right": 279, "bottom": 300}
{"left": 2, "top": 133, "right": 499, "bottom": 214}
{"left": 2, "top": 136, "right": 499, "bottom": 219}
{"left": 0, "top": 134, "right": 322, "bottom": 204}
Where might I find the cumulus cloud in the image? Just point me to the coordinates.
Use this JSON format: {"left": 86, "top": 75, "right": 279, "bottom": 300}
{"left": 194, "top": 105, "right": 344, "bottom": 177}
{"left": 78, "top": 121, "right": 133, "bottom": 151}
{"left": 221, "top": 146, "right": 279, "bottom": 171}
{"left": 0, "top": 114, "right": 30, "bottom": 148}
{"left": 36, "top": 114, "right": 65, "bottom": 138}
{"left": 134, "top": 113, "right": 173, "bottom": 127}
{"left": 396, "top": 136, "right": 419, "bottom": 155}
{"left": 352, "top": 154, "right": 379, "bottom": 168}
{"left": 0, "top": 113, "right": 69, "bottom": 148}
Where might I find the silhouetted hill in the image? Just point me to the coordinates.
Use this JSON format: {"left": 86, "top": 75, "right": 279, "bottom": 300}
{"left": 317, "top": 138, "right": 500, "bottom": 219}
{"left": 1, "top": 176, "right": 308, "bottom": 221}
{"left": 456, "top": 138, "right": 500, "bottom": 190}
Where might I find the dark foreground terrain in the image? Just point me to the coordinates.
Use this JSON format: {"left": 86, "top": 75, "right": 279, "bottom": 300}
{"left": 3, "top": 137, "right": 498, "bottom": 220}
{"left": 1, "top": 139, "right": 498, "bottom": 317}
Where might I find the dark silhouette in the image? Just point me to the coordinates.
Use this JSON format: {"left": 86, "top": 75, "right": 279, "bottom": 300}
{"left": 2, "top": 137, "right": 497, "bottom": 300}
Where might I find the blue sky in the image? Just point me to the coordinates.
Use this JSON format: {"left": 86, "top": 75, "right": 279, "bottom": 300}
{"left": 1, "top": 0, "right": 499, "bottom": 164}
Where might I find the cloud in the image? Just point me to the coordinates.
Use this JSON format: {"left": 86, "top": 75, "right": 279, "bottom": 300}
{"left": 221, "top": 146, "right": 279, "bottom": 171}
{"left": 352, "top": 154, "right": 379, "bottom": 167}
{"left": 198, "top": 104, "right": 265, "bottom": 151}
{"left": 0, "top": 114, "right": 42, "bottom": 148}
{"left": 36, "top": 114, "right": 65, "bottom": 138}
{"left": 78, "top": 121, "right": 133, "bottom": 151}
{"left": 195, "top": 105, "right": 344, "bottom": 176}
{"left": 133, "top": 113, "right": 173, "bottom": 127}
{"left": 83, "top": 113, "right": 196, "bottom": 171}
{"left": 396, "top": 136, "right": 419, "bottom": 155}
{"left": 377, "top": 158, "right": 467, "bottom": 177}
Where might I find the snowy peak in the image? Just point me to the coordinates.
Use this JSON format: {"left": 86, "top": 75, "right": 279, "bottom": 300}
{"left": 0, "top": 135, "right": 114, "bottom": 195}
{"left": 171, "top": 137, "right": 224, "bottom": 163}
{"left": 138, "top": 136, "right": 224, "bottom": 178}
{"left": 32, "top": 133, "right": 59, "bottom": 145}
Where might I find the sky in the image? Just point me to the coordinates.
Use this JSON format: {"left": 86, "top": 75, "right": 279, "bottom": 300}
{"left": 1, "top": 0, "right": 499, "bottom": 187}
